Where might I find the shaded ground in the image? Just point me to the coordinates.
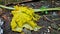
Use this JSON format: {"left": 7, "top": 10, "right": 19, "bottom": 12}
{"left": 0, "top": 0, "right": 60, "bottom": 34}
{"left": 2, "top": 14, "right": 60, "bottom": 34}
{"left": 1, "top": 9, "right": 60, "bottom": 34}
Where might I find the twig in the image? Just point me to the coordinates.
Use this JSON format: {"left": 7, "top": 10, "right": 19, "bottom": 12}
{"left": 52, "top": 18, "right": 60, "bottom": 20}
{"left": 43, "top": 15, "right": 54, "bottom": 23}
{"left": 0, "top": 5, "right": 60, "bottom": 12}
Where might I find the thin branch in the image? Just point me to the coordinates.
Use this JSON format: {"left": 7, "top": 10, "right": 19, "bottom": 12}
{"left": 0, "top": 5, "right": 60, "bottom": 12}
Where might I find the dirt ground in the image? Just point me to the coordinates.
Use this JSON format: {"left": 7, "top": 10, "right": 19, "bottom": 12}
{"left": 0, "top": 0, "right": 60, "bottom": 34}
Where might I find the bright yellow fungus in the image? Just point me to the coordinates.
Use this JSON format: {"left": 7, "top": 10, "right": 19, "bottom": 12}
{"left": 11, "top": 5, "right": 42, "bottom": 32}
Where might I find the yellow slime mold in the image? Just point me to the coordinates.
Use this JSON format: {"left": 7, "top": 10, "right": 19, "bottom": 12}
{"left": 11, "top": 5, "right": 42, "bottom": 32}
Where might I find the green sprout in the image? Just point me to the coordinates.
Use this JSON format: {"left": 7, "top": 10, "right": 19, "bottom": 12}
{"left": 40, "top": 6, "right": 48, "bottom": 14}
